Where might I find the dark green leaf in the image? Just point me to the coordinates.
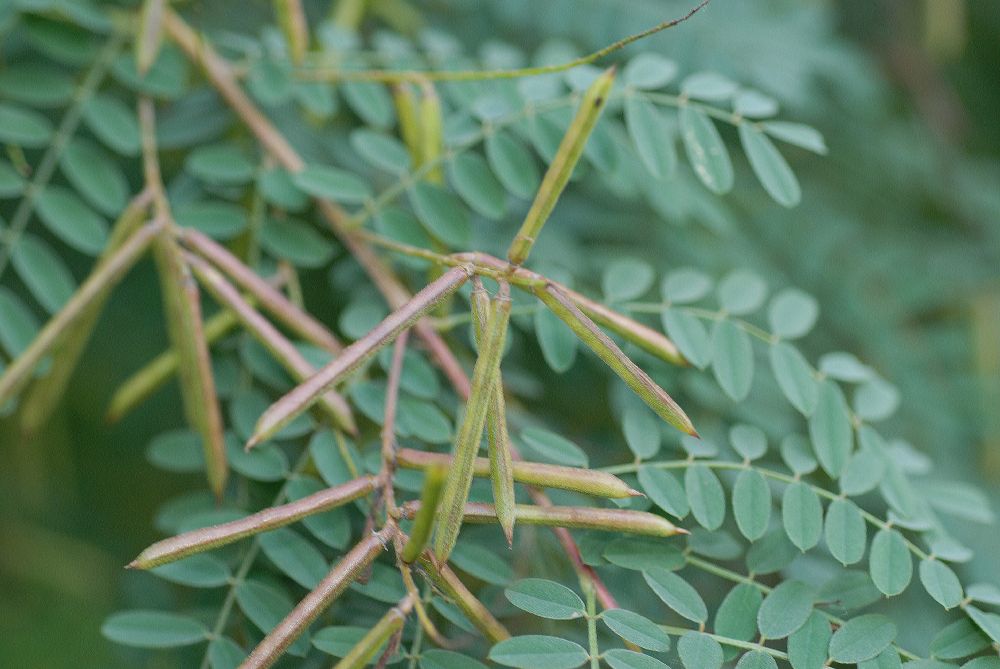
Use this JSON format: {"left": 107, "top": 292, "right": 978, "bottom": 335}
{"left": 809, "top": 380, "right": 853, "bottom": 477}
{"left": 677, "top": 631, "right": 723, "bottom": 669}
{"left": 715, "top": 583, "right": 762, "bottom": 643}
{"left": 662, "top": 308, "right": 711, "bottom": 369}
{"left": 59, "top": 138, "right": 128, "bottom": 216}
{"left": 12, "top": 234, "right": 76, "bottom": 313}
{"left": 643, "top": 568, "right": 708, "bottom": 623}
{"left": 36, "top": 186, "right": 109, "bottom": 255}
{"left": 781, "top": 482, "right": 823, "bottom": 551}
{"left": 408, "top": 181, "right": 471, "bottom": 247}
{"left": 258, "top": 527, "right": 328, "bottom": 589}
{"left": 739, "top": 124, "right": 800, "bottom": 207}
{"left": 0, "top": 102, "right": 54, "bottom": 146}
{"left": 711, "top": 319, "right": 754, "bottom": 401}
{"left": 535, "top": 303, "right": 578, "bottom": 373}
{"left": 828, "top": 614, "right": 898, "bottom": 663}
{"left": 448, "top": 151, "right": 507, "bottom": 220}
{"left": 637, "top": 466, "right": 688, "bottom": 518}
{"left": 603, "top": 649, "right": 671, "bottom": 669}
{"left": 869, "top": 529, "right": 913, "bottom": 596}
{"left": 485, "top": 131, "right": 539, "bottom": 199}
{"left": 602, "top": 609, "right": 671, "bottom": 651}
{"left": 488, "top": 635, "right": 589, "bottom": 669}
{"left": 504, "top": 578, "right": 585, "bottom": 619}
{"left": 101, "top": 610, "right": 208, "bottom": 648}
{"left": 770, "top": 343, "right": 818, "bottom": 415}
{"left": 825, "top": 498, "right": 867, "bottom": 565}
{"left": 680, "top": 105, "right": 733, "bottom": 194}
{"left": 625, "top": 96, "right": 677, "bottom": 178}
{"left": 787, "top": 611, "right": 830, "bottom": 669}
{"left": 757, "top": 580, "right": 813, "bottom": 639}
{"left": 733, "top": 469, "right": 771, "bottom": 541}
{"left": 685, "top": 464, "right": 726, "bottom": 530}
{"left": 520, "top": 427, "right": 588, "bottom": 467}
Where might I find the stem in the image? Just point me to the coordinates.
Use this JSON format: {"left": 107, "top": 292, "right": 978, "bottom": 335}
{"left": 584, "top": 580, "right": 600, "bottom": 669}
{"left": 0, "top": 34, "right": 125, "bottom": 281}
{"left": 661, "top": 625, "right": 789, "bottom": 660}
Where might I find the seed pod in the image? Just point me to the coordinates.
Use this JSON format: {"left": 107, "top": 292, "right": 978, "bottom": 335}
{"left": 395, "top": 448, "right": 640, "bottom": 499}
{"left": 241, "top": 528, "right": 392, "bottom": 669}
{"left": 248, "top": 265, "right": 472, "bottom": 448}
{"left": 333, "top": 597, "right": 412, "bottom": 669}
{"left": 433, "top": 283, "right": 512, "bottom": 562}
{"left": 507, "top": 66, "right": 616, "bottom": 267}
{"left": 471, "top": 279, "right": 517, "bottom": 545}
{"left": 392, "top": 83, "right": 421, "bottom": 166}
{"left": 105, "top": 306, "right": 241, "bottom": 423}
{"left": 273, "top": 0, "right": 308, "bottom": 65}
{"left": 415, "top": 554, "right": 510, "bottom": 642}
{"left": 408, "top": 502, "right": 685, "bottom": 538}
{"left": 187, "top": 252, "right": 356, "bottom": 434}
{"left": 419, "top": 81, "right": 443, "bottom": 183}
{"left": 0, "top": 219, "right": 164, "bottom": 407}
{"left": 136, "top": 0, "right": 165, "bottom": 76}
{"left": 535, "top": 282, "right": 697, "bottom": 437}
{"left": 401, "top": 464, "right": 446, "bottom": 563}
{"left": 129, "top": 476, "right": 376, "bottom": 569}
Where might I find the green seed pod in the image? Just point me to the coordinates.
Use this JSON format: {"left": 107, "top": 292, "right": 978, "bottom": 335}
{"left": 433, "top": 283, "right": 512, "bottom": 561}
{"left": 507, "top": 66, "right": 616, "bottom": 267}
{"left": 401, "top": 463, "right": 446, "bottom": 563}
{"left": 419, "top": 81, "right": 444, "bottom": 183}
{"left": 333, "top": 598, "right": 411, "bottom": 669}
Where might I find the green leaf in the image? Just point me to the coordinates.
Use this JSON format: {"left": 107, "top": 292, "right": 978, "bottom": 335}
{"left": 711, "top": 319, "right": 754, "bottom": 401}
{"left": 0, "top": 288, "right": 40, "bottom": 357}
{"left": 604, "top": 536, "right": 684, "bottom": 572}
{"left": 488, "top": 635, "right": 589, "bottom": 669}
{"left": 735, "top": 651, "right": 779, "bottom": 669}
{"left": 350, "top": 128, "right": 411, "bottom": 174}
{"left": 286, "top": 477, "right": 350, "bottom": 549}
{"left": 602, "top": 609, "right": 671, "bottom": 651}
{"left": 825, "top": 498, "right": 867, "bottom": 565}
{"left": 342, "top": 81, "right": 394, "bottom": 127}
{"left": 236, "top": 579, "right": 310, "bottom": 655}
{"left": 0, "top": 64, "right": 74, "bottom": 107}
{"left": 12, "top": 234, "right": 76, "bottom": 313}
{"left": 36, "top": 186, "right": 109, "bottom": 255}
{"left": 623, "top": 54, "right": 678, "bottom": 89}
{"left": 680, "top": 105, "right": 733, "bottom": 194}
{"left": 350, "top": 563, "right": 406, "bottom": 603}
{"left": 757, "top": 580, "right": 814, "bottom": 639}
{"left": 101, "top": 610, "right": 208, "bottom": 648}
{"left": 819, "top": 352, "right": 874, "bottom": 382}
{"left": 715, "top": 583, "right": 763, "bottom": 643}
{"left": 746, "top": 528, "right": 799, "bottom": 575}
{"left": 520, "top": 427, "right": 588, "bottom": 467}
{"left": 780, "top": 434, "right": 818, "bottom": 475}
{"left": 787, "top": 611, "right": 831, "bottom": 669}
{"left": 733, "top": 469, "right": 771, "bottom": 541}
{"left": 869, "top": 529, "right": 913, "bottom": 596}
{"left": 625, "top": 96, "right": 677, "bottom": 178}
{"left": 185, "top": 142, "right": 255, "bottom": 185}
{"left": 961, "top": 659, "right": 1000, "bottom": 669}
{"left": 623, "top": 406, "right": 661, "bottom": 460}
{"left": 450, "top": 542, "right": 513, "bottom": 585}
{"left": 485, "top": 131, "right": 540, "bottom": 199}
{"left": 259, "top": 167, "right": 309, "bottom": 211}
{"left": 718, "top": 270, "right": 768, "bottom": 315}
{"left": 258, "top": 527, "right": 328, "bottom": 589}
{"left": 768, "top": 289, "right": 818, "bottom": 339}
{"left": 83, "top": 93, "right": 140, "bottom": 155}
{"left": 859, "top": 649, "right": 902, "bottom": 669}
{"left": 738, "top": 124, "right": 801, "bottom": 207}
{"left": 643, "top": 568, "right": 708, "bottom": 623}
{"left": 662, "top": 268, "right": 712, "bottom": 304}
{"left": 967, "top": 583, "right": 1000, "bottom": 606}
{"left": 819, "top": 570, "right": 882, "bottom": 612}
{"left": 840, "top": 449, "right": 886, "bottom": 496}
{"left": 730, "top": 424, "right": 768, "bottom": 460}
{"left": 146, "top": 429, "right": 204, "bottom": 473}
{"left": 829, "top": 614, "right": 898, "bottom": 663}
{"left": 920, "top": 559, "right": 964, "bottom": 609}
{"left": 782, "top": 482, "right": 823, "bottom": 551}
{"left": 809, "top": 380, "right": 853, "bottom": 477}
{"left": 682, "top": 72, "right": 738, "bottom": 101}
{"left": 761, "top": 121, "right": 827, "bottom": 155}
{"left": 853, "top": 378, "right": 901, "bottom": 421}
{"left": 677, "top": 631, "right": 723, "bottom": 669}
{"left": 174, "top": 201, "right": 249, "bottom": 241}
{"left": 734, "top": 90, "right": 779, "bottom": 118}
{"left": 930, "top": 619, "right": 992, "bottom": 660}
{"left": 112, "top": 47, "right": 189, "bottom": 99}
{"left": 603, "top": 258, "right": 654, "bottom": 302}
{"left": 0, "top": 102, "right": 54, "bottom": 147}
{"left": 638, "top": 466, "right": 688, "bottom": 518}
{"left": 448, "top": 151, "right": 507, "bottom": 220}
{"left": 260, "top": 217, "right": 336, "bottom": 268}
{"left": 0, "top": 159, "right": 26, "bottom": 198}
{"left": 207, "top": 637, "right": 245, "bottom": 669}
{"left": 966, "top": 606, "right": 1000, "bottom": 645}
{"left": 662, "top": 308, "right": 712, "bottom": 369}
{"left": 603, "top": 649, "right": 671, "bottom": 669}
{"left": 504, "top": 578, "right": 585, "bottom": 620}
{"left": 293, "top": 164, "right": 371, "bottom": 204}
{"left": 59, "top": 138, "right": 128, "bottom": 216}
{"left": 421, "top": 649, "right": 488, "bottom": 669}
{"left": 769, "top": 342, "right": 818, "bottom": 415}
{"left": 685, "top": 464, "right": 726, "bottom": 530}
{"left": 535, "top": 303, "right": 578, "bottom": 373}
{"left": 225, "top": 435, "right": 288, "bottom": 482}
{"left": 408, "top": 181, "right": 471, "bottom": 247}
{"left": 151, "top": 554, "right": 231, "bottom": 588}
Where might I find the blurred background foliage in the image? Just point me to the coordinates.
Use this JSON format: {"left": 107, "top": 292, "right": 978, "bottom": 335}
{"left": 1, "top": 0, "right": 999, "bottom": 667}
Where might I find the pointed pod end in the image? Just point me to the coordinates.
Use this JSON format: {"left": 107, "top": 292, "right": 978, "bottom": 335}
{"left": 627, "top": 487, "right": 646, "bottom": 498}
{"left": 686, "top": 426, "right": 700, "bottom": 439}
{"left": 502, "top": 525, "right": 514, "bottom": 549}
{"left": 673, "top": 526, "right": 690, "bottom": 536}
{"left": 244, "top": 435, "right": 261, "bottom": 452}
{"left": 125, "top": 558, "right": 142, "bottom": 570}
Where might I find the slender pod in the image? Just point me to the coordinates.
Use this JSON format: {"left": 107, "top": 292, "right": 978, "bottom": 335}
{"left": 392, "top": 83, "right": 421, "bottom": 165}
{"left": 507, "top": 67, "right": 616, "bottom": 267}
{"left": 471, "top": 279, "right": 517, "bottom": 544}
{"left": 248, "top": 265, "right": 472, "bottom": 448}
{"left": 416, "top": 555, "right": 510, "bottom": 642}
{"left": 239, "top": 528, "right": 392, "bottom": 669}
{"left": 128, "top": 476, "right": 376, "bottom": 569}
{"left": 401, "top": 464, "right": 446, "bottom": 563}
{"left": 396, "top": 448, "right": 640, "bottom": 499}
{"left": 273, "top": 0, "right": 308, "bottom": 65}
{"left": 180, "top": 227, "right": 342, "bottom": 353}
{"left": 136, "top": 0, "right": 165, "bottom": 75}
{"left": 407, "top": 502, "right": 686, "bottom": 538}
{"left": 0, "top": 219, "right": 165, "bottom": 407}
{"left": 535, "top": 282, "right": 697, "bottom": 437}
{"left": 418, "top": 81, "right": 443, "bottom": 183}
{"left": 433, "top": 283, "right": 512, "bottom": 561}
{"left": 186, "top": 252, "right": 356, "bottom": 434}
{"left": 333, "top": 596, "right": 413, "bottom": 669}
